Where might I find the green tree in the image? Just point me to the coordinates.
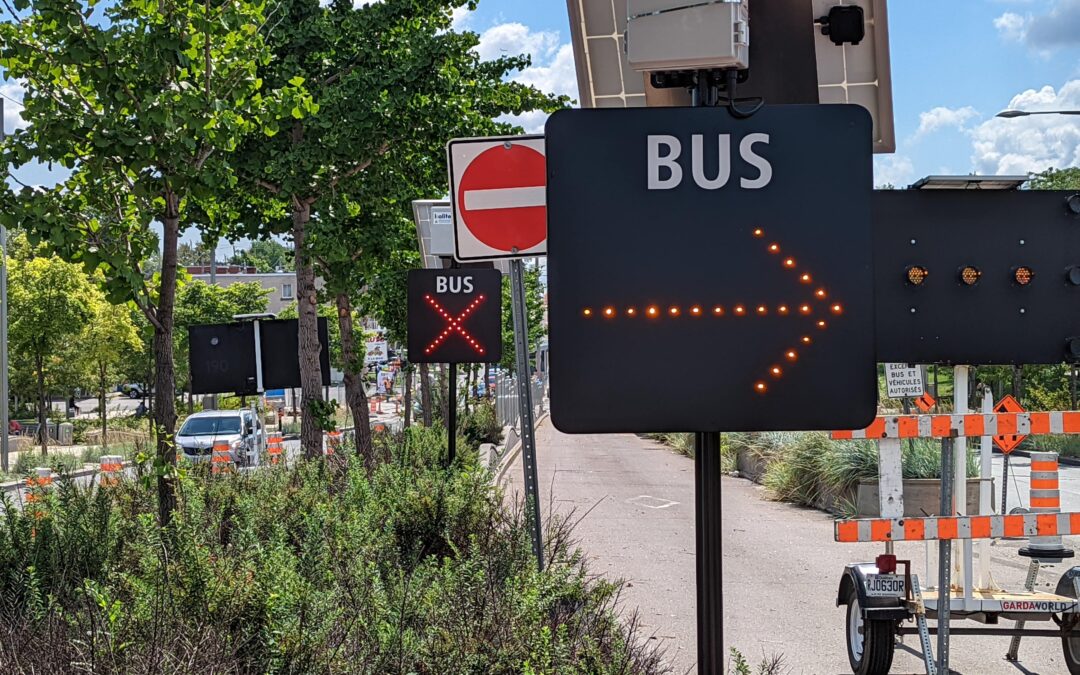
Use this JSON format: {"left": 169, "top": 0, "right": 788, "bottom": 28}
{"left": 81, "top": 291, "right": 144, "bottom": 446}
{"left": 229, "top": 239, "right": 294, "bottom": 272}
{"left": 499, "top": 264, "right": 545, "bottom": 374}
{"left": 176, "top": 242, "right": 215, "bottom": 267}
{"left": 0, "top": 0, "right": 296, "bottom": 524}
{"left": 1030, "top": 167, "right": 1080, "bottom": 190}
{"left": 231, "top": 0, "right": 565, "bottom": 459}
{"left": 8, "top": 256, "right": 94, "bottom": 452}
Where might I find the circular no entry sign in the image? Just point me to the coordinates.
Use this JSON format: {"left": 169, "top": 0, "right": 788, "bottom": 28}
{"left": 449, "top": 136, "right": 547, "bottom": 260}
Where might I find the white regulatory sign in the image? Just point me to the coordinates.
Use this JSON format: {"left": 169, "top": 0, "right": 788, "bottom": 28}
{"left": 884, "top": 363, "right": 925, "bottom": 399}
{"left": 431, "top": 206, "right": 453, "bottom": 227}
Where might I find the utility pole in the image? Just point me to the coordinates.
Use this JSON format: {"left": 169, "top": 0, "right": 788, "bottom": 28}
{"left": 1, "top": 100, "right": 10, "bottom": 473}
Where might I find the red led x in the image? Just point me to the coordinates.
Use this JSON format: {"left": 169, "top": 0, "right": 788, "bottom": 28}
{"left": 423, "top": 294, "right": 487, "bottom": 356}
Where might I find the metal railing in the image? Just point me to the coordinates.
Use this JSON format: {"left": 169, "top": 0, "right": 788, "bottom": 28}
{"left": 494, "top": 373, "right": 547, "bottom": 432}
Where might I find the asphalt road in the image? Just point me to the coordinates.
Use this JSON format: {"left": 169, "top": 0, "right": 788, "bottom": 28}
{"left": 505, "top": 420, "right": 1080, "bottom": 674}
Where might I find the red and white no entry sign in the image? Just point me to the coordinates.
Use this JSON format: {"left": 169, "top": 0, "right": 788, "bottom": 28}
{"left": 447, "top": 135, "right": 547, "bottom": 261}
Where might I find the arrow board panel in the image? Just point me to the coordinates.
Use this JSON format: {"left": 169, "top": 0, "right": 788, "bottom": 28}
{"left": 545, "top": 105, "right": 877, "bottom": 433}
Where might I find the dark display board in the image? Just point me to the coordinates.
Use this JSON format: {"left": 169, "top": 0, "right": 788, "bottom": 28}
{"left": 407, "top": 269, "right": 503, "bottom": 364}
{"left": 546, "top": 105, "right": 877, "bottom": 433}
{"left": 873, "top": 190, "right": 1080, "bottom": 365}
{"left": 189, "top": 318, "right": 331, "bottom": 395}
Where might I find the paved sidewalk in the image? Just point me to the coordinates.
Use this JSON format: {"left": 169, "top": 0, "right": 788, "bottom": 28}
{"left": 506, "top": 419, "right": 1079, "bottom": 674}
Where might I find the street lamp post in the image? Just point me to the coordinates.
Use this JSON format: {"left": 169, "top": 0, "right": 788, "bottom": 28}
{"left": 1, "top": 99, "right": 9, "bottom": 473}
{"left": 996, "top": 109, "right": 1080, "bottom": 119}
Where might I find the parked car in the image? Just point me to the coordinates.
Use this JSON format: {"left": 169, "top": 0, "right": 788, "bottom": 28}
{"left": 176, "top": 410, "right": 263, "bottom": 467}
{"left": 118, "top": 383, "right": 144, "bottom": 399}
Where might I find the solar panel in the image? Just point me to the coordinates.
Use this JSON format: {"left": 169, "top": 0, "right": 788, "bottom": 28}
{"left": 812, "top": 0, "right": 895, "bottom": 152}
{"left": 566, "top": 0, "right": 895, "bottom": 152}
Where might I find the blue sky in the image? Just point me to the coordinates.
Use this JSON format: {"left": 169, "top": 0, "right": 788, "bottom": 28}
{"left": 3, "top": 0, "right": 1079, "bottom": 251}
{"left": 459, "top": 0, "right": 1080, "bottom": 187}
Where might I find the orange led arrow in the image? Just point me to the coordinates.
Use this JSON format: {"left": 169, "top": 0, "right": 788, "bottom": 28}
{"left": 580, "top": 228, "right": 848, "bottom": 394}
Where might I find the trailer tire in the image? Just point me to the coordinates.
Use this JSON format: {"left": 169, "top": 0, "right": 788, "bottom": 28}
{"left": 1063, "top": 633, "right": 1080, "bottom": 675}
{"left": 845, "top": 589, "right": 895, "bottom": 675}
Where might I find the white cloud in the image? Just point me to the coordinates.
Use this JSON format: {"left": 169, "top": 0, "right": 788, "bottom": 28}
{"left": 994, "top": 1, "right": 1080, "bottom": 48}
{"left": 914, "top": 106, "right": 980, "bottom": 139}
{"left": 994, "top": 12, "right": 1030, "bottom": 42}
{"left": 474, "top": 23, "right": 577, "bottom": 134}
{"left": 1, "top": 79, "right": 27, "bottom": 134}
{"left": 474, "top": 22, "right": 560, "bottom": 64}
{"left": 970, "top": 80, "right": 1080, "bottom": 174}
{"left": 450, "top": 4, "right": 471, "bottom": 30}
{"left": 874, "top": 154, "right": 914, "bottom": 188}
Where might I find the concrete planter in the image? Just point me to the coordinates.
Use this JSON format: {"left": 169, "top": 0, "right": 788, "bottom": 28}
{"left": 735, "top": 450, "right": 769, "bottom": 483}
{"left": 856, "top": 478, "right": 995, "bottom": 518}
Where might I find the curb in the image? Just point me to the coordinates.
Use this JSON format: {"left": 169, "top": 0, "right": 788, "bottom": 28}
{"left": 2, "top": 460, "right": 136, "bottom": 493}
{"left": 495, "top": 411, "right": 550, "bottom": 487}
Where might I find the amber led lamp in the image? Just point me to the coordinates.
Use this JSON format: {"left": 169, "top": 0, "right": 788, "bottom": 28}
{"left": 1013, "top": 266, "right": 1034, "bottom": 286}
{"left": 959, "top": 265, "right": 982, "bottom": 286}
{"left": 905, "top": 265, "right": 929, "bottom": 286}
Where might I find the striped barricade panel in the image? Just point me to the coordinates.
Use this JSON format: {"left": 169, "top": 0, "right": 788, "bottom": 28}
{"left": 267, "top": 436, "right": 283, "bottom": 465}
{"left": 210, "top": 443, "right": 232, "bottom": 474}
{"left": 835, "top": 512, "right": 1080, "bottom": 543}
{"left": 832, "top": 411, "right": 1080, "bottom": 440}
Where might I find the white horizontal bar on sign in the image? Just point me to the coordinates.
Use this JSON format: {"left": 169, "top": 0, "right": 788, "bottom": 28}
{"left": 463, "top": 186, "right": 546, "bottom": 211}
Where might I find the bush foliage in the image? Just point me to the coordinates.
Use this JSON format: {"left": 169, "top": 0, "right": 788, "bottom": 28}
{"left": 0, "top": 427, "right": 664, "bottom": 674}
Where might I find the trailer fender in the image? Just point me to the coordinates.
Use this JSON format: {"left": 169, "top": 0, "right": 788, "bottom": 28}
{"left": 837, "top": 563, "right": 905, "bottom": 613}
{"left": 1056, "top": 567, "right": 1080, "bottom": 599}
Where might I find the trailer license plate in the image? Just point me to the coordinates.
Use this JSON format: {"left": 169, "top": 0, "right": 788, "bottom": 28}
{"left": 865, "top": 574, "right": 905, "bottom": 598}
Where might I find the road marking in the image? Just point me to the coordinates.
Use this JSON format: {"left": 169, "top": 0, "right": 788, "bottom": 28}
{"left": 627, "top": 495, "right": 680, "bottom": 509}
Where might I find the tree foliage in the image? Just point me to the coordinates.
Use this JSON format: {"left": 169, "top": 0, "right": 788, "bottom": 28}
{"left": 0, "top": 0, "right": 299, "bottom": 523}
{"left": 229, "top": 239, "right": 294, "bottom": 272}
{"left": 8, "top": 254, "right": 94, "bottom": 450}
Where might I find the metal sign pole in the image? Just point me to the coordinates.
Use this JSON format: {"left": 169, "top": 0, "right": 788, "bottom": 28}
{"left": 695, "top": 431, "right": 724, "bottom": 673}
{"left": 510, "top": 258, "right": 543, "bottom": 570}
{"left": 1001, "top": 454, "right": 1010, "bottom": 515}
{"left": 937, "top": 436, "right": 954, "bottom": 673}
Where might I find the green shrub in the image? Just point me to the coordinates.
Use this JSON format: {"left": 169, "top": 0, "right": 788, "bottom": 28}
{"left": 460, "top": 399, "right": 503, "bottom": 448}
{"left": 12, "top": 450, "right": 81, "bottom": 477}
{"left": 0, "top": 426, "right": 664, "bottom": 674}
{"left": 743, "top": 432, "right": 980, "bottom": 510}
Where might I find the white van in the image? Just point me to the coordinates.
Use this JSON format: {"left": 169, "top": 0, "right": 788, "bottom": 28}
{"left": 176, "top": 409, "right": 263, "bottom": 467}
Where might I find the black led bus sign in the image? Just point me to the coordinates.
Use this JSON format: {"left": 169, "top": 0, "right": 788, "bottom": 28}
{"left": 407, "top": 268, "right": 502, "bottom": 364}
{"left": 545, "top": 105, "right": 877, "bottom": 433}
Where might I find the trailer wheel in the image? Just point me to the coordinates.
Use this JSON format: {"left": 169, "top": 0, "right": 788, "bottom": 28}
{"left": 845, "top": 589, "right": 895, "bottom": 675}
{"left": 1063, "top": 629, "right": 1080, "bottom": 675}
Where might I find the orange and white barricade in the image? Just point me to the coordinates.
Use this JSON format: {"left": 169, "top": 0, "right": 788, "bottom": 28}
{"left": 99, "top": 455, "right": 123, "bottom": 487}
{"left": 210, "top": 443, "right": 232, "bottom": 474}
{"left": 1021, "top": 451, "right": 1072, "bottom": 561}
{"left": 267, "top": 436, "right": 284, "bottom": 465}
{"left": 832, "top": 411, "right": 1080, "bottom": 441}
{"left": 326, "top": 431, "right": 342, "bottom": 456}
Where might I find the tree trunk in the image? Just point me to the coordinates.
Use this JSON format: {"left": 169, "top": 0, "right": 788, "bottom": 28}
{"left": 403, "top": 365, "right": 413, "bottom": 429}
{"left": 293, "top": 200, "right": 325, "bottom": 459}
{"left": 154, "top": 190, "right": 180, "bottom": 527}
{"left": 99, "top": 363, "right": 108, "bottom": 449}
{"left": 335, "top": 292, "right": 373, "bottom": 468}
{"left": 35, "top": 354, "right": 48, "bottom": 455}
{"left": 420, "top": 363, "right": 432, "bottom": 427}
